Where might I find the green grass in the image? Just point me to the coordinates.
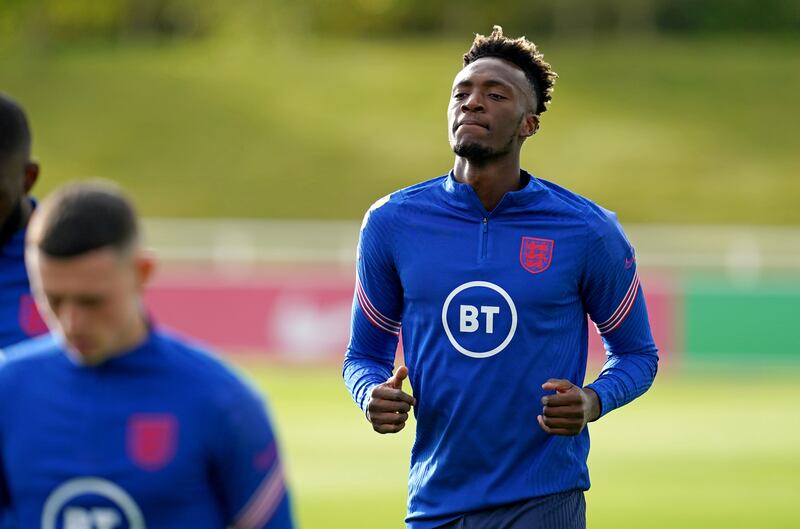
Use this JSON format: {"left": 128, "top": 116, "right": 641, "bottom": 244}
{"left": 2, "top": 35, "right": 799, "bottom": 223}
{"left": 237, "top": 362, "right": 800, "bottom": 529}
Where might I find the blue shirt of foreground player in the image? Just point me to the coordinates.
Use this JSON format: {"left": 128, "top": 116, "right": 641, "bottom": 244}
{"left": 344, "top": 171, "right": 659, "bottom": 529}
{"left": 0, "top": 329, "right": 293, "bottom": 529}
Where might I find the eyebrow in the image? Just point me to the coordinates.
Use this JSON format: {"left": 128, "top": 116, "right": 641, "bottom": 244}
{"left": 453, "top": 78, "right": 513, "bottom": 91}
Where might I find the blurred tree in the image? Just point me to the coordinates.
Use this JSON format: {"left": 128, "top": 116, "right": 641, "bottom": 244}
{"left": 655, "top": 0, "right": 800, "bottom": 34}
{"left": 39, "top": 0, "right": 125, "bottom": 39}
{"left": 0, "top": 0, "right": 221, "bottom": 47}
{"left": 0, "top": 0, "right": 798, "bottom": 47}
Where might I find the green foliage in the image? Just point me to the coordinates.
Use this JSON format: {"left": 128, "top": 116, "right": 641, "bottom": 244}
{"left": 1, "top": 0, "right": 799, "bottom": 46}
{"left": 0, "top": 0, "right": 222, "bottom": 45}
{"left": 243, "top": 362, "right": 800, "bottom": 529}
{"left": 657, "top": 0, "right": 800, "bottom": 34}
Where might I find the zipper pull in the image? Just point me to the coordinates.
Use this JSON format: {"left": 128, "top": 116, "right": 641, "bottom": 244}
{"left": 482, "top": 217, "right": 488, "bottom": 232}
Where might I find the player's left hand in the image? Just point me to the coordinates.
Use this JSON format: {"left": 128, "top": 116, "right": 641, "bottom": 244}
{"left": 537, "top": 379, "right": 601, "bottom": 436}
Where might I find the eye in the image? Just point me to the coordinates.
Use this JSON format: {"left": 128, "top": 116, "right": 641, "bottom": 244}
{"left": 488, "top": 93, "right": 507, "bottom": 101}
{"left": 77, "top": 296, "right": 103, "bottom": 309}
{"left": 452, "top": 92, "right": 468, "bottom": 100}
{"left": 47, "top": 296, "right": 63, "bottom": 312}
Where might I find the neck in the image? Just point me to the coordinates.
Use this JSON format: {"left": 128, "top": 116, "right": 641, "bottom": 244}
{"left": 453, "top": 153, "right": 524, "bottom": 211}
{"left": 0, "top": 197, "right": 31, "bottom": 246}
{"left": 120, "top": 309, "right": 150, "bottom": 353}
{"left": 80, "top": 309, "right": 150, "bottom": 367}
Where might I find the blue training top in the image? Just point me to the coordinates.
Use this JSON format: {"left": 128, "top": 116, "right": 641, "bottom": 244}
{"left": 343, "top": 171, "right": 659, "bottom": 529}
{"left": 0, "top": 217, "right": 47, "bottom": 348}
{"left": 0, "top": 329, "right": 294, "bottom": 529}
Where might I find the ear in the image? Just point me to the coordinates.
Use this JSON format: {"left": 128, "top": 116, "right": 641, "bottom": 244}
{"left": 133, "top": 250, "right": 157, "bottom": 290}
{"left": 519, "top": 113, "right": 539, "bottom": 139}
{"left": 23, "top": 161, "right": 39, "bottom": 193}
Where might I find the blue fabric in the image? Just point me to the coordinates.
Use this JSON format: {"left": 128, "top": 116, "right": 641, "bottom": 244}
{"left": 343, "top": 171, "right": 658, "bottom": 529}
{"left": 0, "top": 217, "right": 47, "bottom": 349}
{"left": 0, "top": 329, "right": 294, "bottom": 529}
{"left": 438, "top": 490, "right": 585, "bottom": 529}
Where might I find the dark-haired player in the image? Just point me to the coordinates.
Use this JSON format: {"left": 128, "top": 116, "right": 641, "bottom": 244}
{"left": 343, "top": 26, "right": 658, "bottom": 529}
{"left": 0, "top": 182, "right": 295, "bottom": 529}
{"left": 0, "top": 93, "right": 45, "bottom": 348}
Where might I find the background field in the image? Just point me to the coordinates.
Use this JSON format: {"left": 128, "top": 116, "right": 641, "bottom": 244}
{"left": 2, "top": 36, "right": 799, "bottom": 223}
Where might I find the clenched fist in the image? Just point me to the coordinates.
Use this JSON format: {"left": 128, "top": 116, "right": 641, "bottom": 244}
{"left": 366, "top": 366, "right": 416, "bottom": 434}
{"left": 537, "top": 379, "right": 600, "bottom": 436}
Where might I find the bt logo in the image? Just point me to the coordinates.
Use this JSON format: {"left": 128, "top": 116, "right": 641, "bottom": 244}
{"left": 458, "top": 305, "right": 500, "bottom": 333}
{"left": 41, "top": 478, "right": 145, "bottom": 529}
{"left": 61, "top": 507, "right": 121, "bottom": 529}
{"left": 441, "top": 281, "right": 518, "bottom": 358}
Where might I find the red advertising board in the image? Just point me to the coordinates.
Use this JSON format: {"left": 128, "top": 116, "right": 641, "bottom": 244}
{"left": 146, "top": 266, "right": 676, "bottom": 364}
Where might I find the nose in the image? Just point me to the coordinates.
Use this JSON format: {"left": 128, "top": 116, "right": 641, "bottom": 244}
{"left": 58, "top": 302, "right": 85, "bottom": 336}
{"left": 461, "top": 92, "right": 484, "bottom": 113}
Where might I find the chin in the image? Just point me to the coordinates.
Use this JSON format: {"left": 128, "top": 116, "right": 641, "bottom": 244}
{"left": 66, "top": 341, "right": 102, "bottom": 364}
{"left": 453, "top": 141, "right": 496, "bottom": 161}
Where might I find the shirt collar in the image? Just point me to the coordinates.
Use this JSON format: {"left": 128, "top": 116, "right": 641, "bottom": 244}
{"left": 0, "top": 198, "right": 36, "bottom": 259}
{"left": 441, "top": 169, "right": 545, "bottom": 214}
{"left": 64, "top": 318, "right": 159, "bottom": 369}
{"left": 0, "top": 222, "right": 27, "bottom": 259}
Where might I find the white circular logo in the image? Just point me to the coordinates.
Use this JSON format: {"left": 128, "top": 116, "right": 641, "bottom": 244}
{"left": 41, "top": 477, "right": 145, "bottom": 529}
{"left": 441, "top": 281, "right": 518, "bottom": 358}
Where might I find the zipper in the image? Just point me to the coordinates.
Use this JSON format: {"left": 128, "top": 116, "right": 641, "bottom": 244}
{"left": 480, "top": 217, "right": 489, "bottom": 260}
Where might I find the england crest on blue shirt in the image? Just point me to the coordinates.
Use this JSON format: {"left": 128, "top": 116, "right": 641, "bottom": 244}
{"left": 520, "top": 237, "right": 554, "bottom": 274}
{"left": 126, "top": 414, "right": 178, "bottom": 471}
{"left": 19, "top": 293, "right": 47, "bottom": 336}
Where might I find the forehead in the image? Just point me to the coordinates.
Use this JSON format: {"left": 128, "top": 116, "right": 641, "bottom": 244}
{"left": 453, "top": 57, "right": 530, "bottom": 92}
{"left": 29, "top": 247, "right": 128, "bottom": 293}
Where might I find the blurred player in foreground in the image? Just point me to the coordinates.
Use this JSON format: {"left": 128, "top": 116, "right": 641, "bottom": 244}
{"left": 343, "top": 26, "right": 658, "bottom": 529}
{"left": 0, "top": 93, "right": 46, "bottom": 348}
{"left": 0, "top": 182, "right": 294, "bottom": 529}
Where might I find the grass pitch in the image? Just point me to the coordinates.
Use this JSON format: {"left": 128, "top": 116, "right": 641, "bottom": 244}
{"left": 239, "top": 362, "right": 800, "bottom": 529}
{"left": 3, "top": 36, "right": 800, "bottom": 223}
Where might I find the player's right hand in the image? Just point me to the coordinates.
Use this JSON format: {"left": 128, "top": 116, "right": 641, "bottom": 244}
{"left": 367, "top": 366, "right": 416, "bottom": 434}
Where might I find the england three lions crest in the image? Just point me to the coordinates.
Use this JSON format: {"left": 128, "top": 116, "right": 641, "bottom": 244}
{"left": 126, "top": 413, "right": 178, "bottom": 471}
{"left": 520, "top": 237, "right": 554, "bottom": 274}
{"left": 19, "top": 294, "right": 47, "bottom": 337}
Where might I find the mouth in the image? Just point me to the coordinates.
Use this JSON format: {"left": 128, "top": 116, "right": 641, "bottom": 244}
{"left": 67, "top": 336, "right": 95, "bottom": 354}
{"left": 456, "top": 120, "right": 489, "bottom": 131}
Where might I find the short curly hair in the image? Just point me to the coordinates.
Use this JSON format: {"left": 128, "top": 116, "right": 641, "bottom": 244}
{"left": 463, "top": 26, "right": 558, "bottom": 115}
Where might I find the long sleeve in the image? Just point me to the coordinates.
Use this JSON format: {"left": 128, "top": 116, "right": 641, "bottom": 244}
{"left": 343, "top": 197, "right": 404, "bottom": 413}
{"left": 210, "top": 383, "right": 294, "bottom": 529}
{"left": 580, "top": 210, "right": 659, "bottom": 417}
